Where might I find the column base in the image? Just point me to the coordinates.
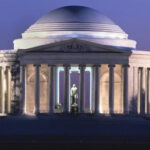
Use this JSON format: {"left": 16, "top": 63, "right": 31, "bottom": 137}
{"left": 0, "top": 113, "right": 7, "bottom": 117}
{"left": 35, "top": 112, "right": 41, "bottom": 116}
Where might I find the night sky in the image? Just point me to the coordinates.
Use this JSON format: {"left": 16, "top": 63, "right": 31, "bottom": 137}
{"left": 0, "top": 0, "right": 150, "bottom": 50}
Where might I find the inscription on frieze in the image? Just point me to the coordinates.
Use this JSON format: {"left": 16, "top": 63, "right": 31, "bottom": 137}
{"left": 61, "top": 42, "right": 87, "bottom": 52}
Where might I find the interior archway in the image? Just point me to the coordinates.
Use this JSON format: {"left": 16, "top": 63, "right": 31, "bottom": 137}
{"left": 26, "top": 64, "right": 35, "bottom": 115}
{"left": 40, "top": 64, "right": 49, "bottom": 113}
{"left": 100, "top": 65, "right": 123, "bottom": 114}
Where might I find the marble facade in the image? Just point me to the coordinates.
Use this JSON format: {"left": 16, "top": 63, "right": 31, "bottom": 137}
{"left": 0, "top": 6, "right": 149, "bottom": 116}
{"left": 0, "top": 39, "right": 150, "bottom": 116}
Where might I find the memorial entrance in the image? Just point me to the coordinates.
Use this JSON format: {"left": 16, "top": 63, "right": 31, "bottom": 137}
{"left": 56, "top": 66, "right": 93, "bottom": 113}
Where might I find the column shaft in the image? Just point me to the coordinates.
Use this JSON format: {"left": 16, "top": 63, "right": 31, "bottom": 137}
{"left": 123, "top": 65, "right": 129, "bottom": 114}
{"left": 147, "top": 69, "right": 150, "bottom": 114}
{"left": 16, "top": 64, "right": 21, "bottom": 102}
{"left": 35, "top": 64, "right": 40, "bottom": 115}
{"left": 6, "top": 66, "right": 11, "bottom": 113}
{"left": 63, "top": 65, "right": 70, "bottom": 113}
{"left": 0, "top": 67, "right": 4, "bottom": 114}
{"left": 93, "top": 65, "right": 100, "bottom": 114}
{"left": 20, "top": 65, "right": 26, "bottom": 115}
{"left": 140, "top": 68, "right": 146, "bottom": 114}
{"left": 138, "top": 68, "right": 142, "bottom": 114}
{"left": 49, "top": 65, "right": 55, "bottom": 113}
{"left": 109, "top": 65, "right": 115, "bottom": 114}
{"left": 145, "top": 68, "right": 148, "bottom": 114}
{"left": 79, "top": 65, "right": 85, "bottom": 113}
{"left": 133, "top": 67, "right": 138, "bottom": 114}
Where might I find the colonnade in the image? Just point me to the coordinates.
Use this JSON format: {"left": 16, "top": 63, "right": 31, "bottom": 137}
{"left": 136, "top": 67, "right": 150, "bottom": 114}
{"left": 0, "top": 64, "right": 150, "bottom": 116}
{"left": 20, "top": 64, "right": 130, "bottom": 115}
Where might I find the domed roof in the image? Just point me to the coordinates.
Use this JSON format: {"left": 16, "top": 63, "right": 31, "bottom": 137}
{"left": 36, "top": 6, "right": 115, "bottom": 24}
{"left": 24, "top": 5, "right": 125, "bottom": 36}
{"left": 14, "top": 6, "right": 137, "bottom": 50}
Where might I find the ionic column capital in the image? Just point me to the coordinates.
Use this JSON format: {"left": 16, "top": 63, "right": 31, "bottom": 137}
{"left": 20, "top": 65, "right": 26, "bottom": 72}
{"left": 108, "top": 64, "right": 115, "bottom": 68}
{"left": 93, "top": 64, "right": 101, "bottom": 68}
{"left": 139, "top": 67, "right": 144, "bottom": 70}
{"left": 34, "top": 64, "right": 41, "bottom": 67}
{"left": 79, "top": 64, "right": 86, "bottom": 67}
{"left": 63, "top": 64, "right": 70, "bottom": 67}
{"left": 122, "top": 64, "right": 130, "bottom": 68}
{"left": 48, "top": 64, "right": 56, "bottom": 67}
{"left": 79, "top": 64, "right": 86, "bottom": 70}
{"left": 6, "top": 66, "right": 11, "bottom": 68}
{"left": 63, "top": 65, "right": 70, "bottom": 70}
{"left": 20, "top": 64, "right": 26, "bottom": 67}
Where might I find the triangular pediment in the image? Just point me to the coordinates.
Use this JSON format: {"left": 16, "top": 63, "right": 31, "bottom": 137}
{"left": 18, "top": 38, "right": 131, "bottom": 55}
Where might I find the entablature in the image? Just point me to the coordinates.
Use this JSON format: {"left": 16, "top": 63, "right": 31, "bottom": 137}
{"left": 17, "top": 38, "right": 131, "bottom": 65}
{"left": 17, "top": 38, "right": 132, "bottom": 55}
{"left": 129, "top": 50, "right": 150, "bottom": 67}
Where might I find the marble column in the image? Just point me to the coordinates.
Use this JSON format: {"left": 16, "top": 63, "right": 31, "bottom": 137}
{"left": 49, "top": 65, "right": 55, "bottom": 113}
{"left": 35, "top": 64, "right": 40, "bottom": 115}
{"left": 6, "top": 66, "right": 11, "bottom": 113}
{"left": 108, "top": 64, "right": 115, "bottom": 114}
{"left": 0, "top": 66, "right": 4, "bottom": 114}
{"left": 79, "top": 65, "right": 85, "bottom": 113}
{"left": 93, "top": 65, "right": 100, "bottom": 114}
{"left": 14, "top": 63, "right": 20, "bottom": 100}
{"left": 123, "top": 65, "right": 129, "bottom": 114}
{"left": 63, "top": 65, "right": 70, "bottom": 113}
{"left": 20, "top": 65, "right": 26, "bottom": 115}
{"left": 140, "top": 67, "right": 146, "bottom": 114}
{"left": 147, "top": 69, "right": 150, "bottom": 114}
{"left": 145, "top": 68, "right": 148, "bottom": 114}
{"left": 137, "top": 68, "right": 142, "bottom": 114}
{"left": 133, "top": 67, "right": 138, "bottom": 114}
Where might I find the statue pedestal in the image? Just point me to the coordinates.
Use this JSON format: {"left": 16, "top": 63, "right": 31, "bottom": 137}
{"left": 71, "top": 104, "right": 78, "bottom": 113}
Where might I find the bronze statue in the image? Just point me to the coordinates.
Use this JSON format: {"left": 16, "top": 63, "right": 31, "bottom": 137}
{"left": 70, "top": 84, "right": 78, "bottom": 112}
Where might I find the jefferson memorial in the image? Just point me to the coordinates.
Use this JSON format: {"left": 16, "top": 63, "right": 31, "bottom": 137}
{"left": 0, "top": 6, "right": 149, "bottom": 116}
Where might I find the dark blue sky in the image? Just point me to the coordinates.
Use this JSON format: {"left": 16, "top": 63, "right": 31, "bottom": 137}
{"left": 0, "top": 0, "right": 149, "bottom": 50}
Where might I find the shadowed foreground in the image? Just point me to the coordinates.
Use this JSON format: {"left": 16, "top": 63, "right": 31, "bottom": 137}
{"left": 0, "top": 114, "right": 150, "bottom": 149}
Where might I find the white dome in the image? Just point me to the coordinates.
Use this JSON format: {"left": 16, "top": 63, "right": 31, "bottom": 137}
{"left": 14, "top": 6, "right": 136, "bottom": 49}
